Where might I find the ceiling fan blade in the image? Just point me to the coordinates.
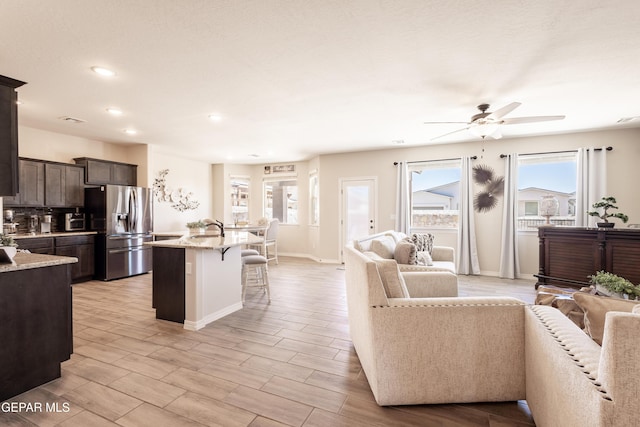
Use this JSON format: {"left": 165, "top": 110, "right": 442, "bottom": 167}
{"left": 486, "top": 102, "right": 521, "bottom": 120}
{"left": 430, "top": 127, "right": 469, "bottom": 141}
{"left": 424, "top": 121, "right": 470, "bottom": 124}
{"left": 500, "top": 115, "right": 565, "bottom": 125}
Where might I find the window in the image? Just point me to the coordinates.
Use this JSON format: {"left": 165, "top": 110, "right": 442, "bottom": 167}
{"left": 264, "top": 179, "right": 298, "bottom": 224}
{"left": 309, "top": 173, "right": 319, "bottom": 225}
{"left": 230, "top": 176, "right": 250, "bottom": 224}
{"left": 517, "top": 152, "right": 577, "bottom": 230}
{"left": 409, "top": 159, "right": 461, "bottom": 229}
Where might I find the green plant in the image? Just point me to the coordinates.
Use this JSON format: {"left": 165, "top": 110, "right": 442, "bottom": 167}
{"left": 587, "top": 196, "right": 629, "bottom": 224}
{"left": 186, "top": 220, "right": 207, "bottom": 229}
{"left": 0, "top": 234, "right": 18, "bottom": 247}
{"left": 588, "top": 270, "right": 640, "bottom": 298}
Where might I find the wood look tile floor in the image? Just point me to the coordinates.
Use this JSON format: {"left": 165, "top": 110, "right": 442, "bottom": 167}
{"left": 2, "top": 257, "right": 538, "bottom": 426}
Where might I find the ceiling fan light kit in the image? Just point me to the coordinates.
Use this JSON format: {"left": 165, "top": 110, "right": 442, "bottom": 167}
{"left": 426, "top": 102, "right": 565, "bottom": 141}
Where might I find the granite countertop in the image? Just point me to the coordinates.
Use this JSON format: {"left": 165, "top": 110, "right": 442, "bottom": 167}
{"left": 145, "top": 230, "right": 263, "bottom": 249}
{"left": 0, "top": 252, "right": 78, "bottom": 273}
{"left": 11, "top": 231, "right": 98, "bottom": 239}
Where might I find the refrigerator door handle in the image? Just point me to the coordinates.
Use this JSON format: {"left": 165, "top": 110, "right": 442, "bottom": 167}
{"left": 109, "top": 247, "right": 149, "bottom": 254}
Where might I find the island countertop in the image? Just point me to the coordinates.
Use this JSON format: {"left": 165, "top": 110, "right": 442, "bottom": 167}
{"left": 0, "top": 252, "right": 78, "bottom": 273}
{"left": 144, "top": 230, "right": 262, "bottom": 249}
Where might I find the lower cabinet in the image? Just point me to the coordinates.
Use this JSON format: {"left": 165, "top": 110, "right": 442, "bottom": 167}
{"left": 55, "top": 235, "right": 95, "bottom": 283}
{"left": 14, "top": 234, "right": 95, "bottom": 283}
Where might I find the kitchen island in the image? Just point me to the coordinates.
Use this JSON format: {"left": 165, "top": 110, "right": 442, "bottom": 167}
{"left": 0, "top": 252, "right": 77, "bottom": 401}
{"left": 145, "top": 231, "right": 262, "bottom": 331}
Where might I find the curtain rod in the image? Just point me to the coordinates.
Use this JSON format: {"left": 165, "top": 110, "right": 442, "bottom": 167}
{"left": 393, "top": 156, "right": 477, "bottom": 166}
{"left": 499, "top": 146, "right": 612, "bottom": 158}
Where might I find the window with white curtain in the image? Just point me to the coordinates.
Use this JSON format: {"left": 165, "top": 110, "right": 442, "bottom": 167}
{"left": 517, "top": 152, "right": 578, "bottom": 230}
{"left": 409, "top": 159, "right": 461, "bottom": 229}
{"left": 264, "top": 179, "right": 298, "bottom": 224}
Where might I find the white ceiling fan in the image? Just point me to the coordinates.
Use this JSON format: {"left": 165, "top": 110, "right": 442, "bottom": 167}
{"left": 425, "top": 102, "right": 565, "bottom": 140}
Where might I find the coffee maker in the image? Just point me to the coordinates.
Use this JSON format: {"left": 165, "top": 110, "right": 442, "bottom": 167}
{"left": 3, "top": 210, "right": 18, "bottom": 235}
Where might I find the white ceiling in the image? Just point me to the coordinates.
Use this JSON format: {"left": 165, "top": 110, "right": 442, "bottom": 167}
{"left": 1, "top": 0, "right": 639, "bottom": 164}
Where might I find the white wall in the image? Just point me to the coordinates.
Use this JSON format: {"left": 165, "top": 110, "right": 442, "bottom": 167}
{"left": 149, "top": 146, "right": 212, "bottom": 232}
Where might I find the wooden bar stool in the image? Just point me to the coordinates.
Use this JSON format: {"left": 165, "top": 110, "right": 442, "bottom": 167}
{"left": 241, "top": 254, "right": 270, "bottom": 304}
{"left": 241, "top": 249, "right": 259, "bottom": 257}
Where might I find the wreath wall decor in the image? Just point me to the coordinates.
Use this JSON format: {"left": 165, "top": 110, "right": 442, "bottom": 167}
{"left": 153, "top": 169, "right": 200, "bottom": 212}
{"left": 472, "top": 164, "right": 504, "bottom": 213}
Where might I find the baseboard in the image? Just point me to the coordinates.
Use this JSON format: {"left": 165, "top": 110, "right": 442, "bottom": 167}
{"left": 278, "top": 252, "right": 341, "bottom": 264}
{"left": 183, "top": 302, "right": 243, "bottom": 331}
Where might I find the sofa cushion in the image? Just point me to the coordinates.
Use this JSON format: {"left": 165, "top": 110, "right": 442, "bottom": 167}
{"left": 394, "top": 239, "right": 417, "bottom": 265}
{"left": 371, "top": 236, "right": 396, "bottom": 259}
{"left": 573, "top": 293, "right": 640, "bottom": 345}
{"left": 411, "top": 233, "right": 434, "bottom": 254}
{"left": 373, "top": 259, "right": 409, "bottom": 298}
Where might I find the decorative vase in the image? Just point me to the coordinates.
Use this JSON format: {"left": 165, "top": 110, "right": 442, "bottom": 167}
{"left": 0, "top": 246, "right": 17, "bottom": 260}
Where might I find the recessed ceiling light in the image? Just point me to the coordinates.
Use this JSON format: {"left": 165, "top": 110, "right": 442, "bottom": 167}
{"left": 91, "top": 66, "right": 116, "bottom": 77}
{"left": 248, "top": 154, "right": 260, "bottom": 158}
{"left": 106, "top": 108, "right": 123, "bottom": 115}
{"left": 208, "top": 114, "right": 222, "bottom": 122}
{"left": 59, "top": 116, "right": 86, "bottom": 124}
{"left": 124, "top": 129, "right": 137, "bottom": 135}
{"left": 393, "top": 140, "right": 405, "bottom": 145}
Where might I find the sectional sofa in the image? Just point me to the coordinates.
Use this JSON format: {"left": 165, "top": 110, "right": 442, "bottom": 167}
{"left": 344, "top": 243, "right": 640, "bottom": 427}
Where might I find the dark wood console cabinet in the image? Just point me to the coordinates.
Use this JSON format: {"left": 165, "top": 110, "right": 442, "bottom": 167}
{"left": 537, "top": 227, "right": 640, "bottom": 289}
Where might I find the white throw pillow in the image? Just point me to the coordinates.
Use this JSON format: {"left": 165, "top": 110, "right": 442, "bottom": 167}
{"left": 417, "top": 251, "right": 433, "bottom": 266}
{"left": 370, "top": 236, "right": 396, "bottom": 259}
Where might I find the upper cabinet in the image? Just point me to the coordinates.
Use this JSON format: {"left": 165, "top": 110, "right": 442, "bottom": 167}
{"left": 73, "top": 157, "right": 137, "bottom": 186}
{"left": 44, "top": 163, "right": 85, "bottom": 207}
{"left": 4, "top": 159, "right": 85, "bottom": 208}
{"left": 0, "top": 75, "right": 26, "bottom": 197}
{"left": 3, "top": 159, "right": 45, "bottom": 206}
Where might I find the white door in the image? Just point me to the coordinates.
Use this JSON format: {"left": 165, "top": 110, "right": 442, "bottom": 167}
{"left": 340, "top": 178, "right": 376, "bottom": 262}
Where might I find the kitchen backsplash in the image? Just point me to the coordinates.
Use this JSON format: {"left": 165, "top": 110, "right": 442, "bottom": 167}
{"left": 5, "top": 207, "right": 84, "bottom": 234}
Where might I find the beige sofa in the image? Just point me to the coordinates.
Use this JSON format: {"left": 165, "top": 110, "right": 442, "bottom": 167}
{"left": 353, "top": 230, "right": 456, "bottom": 274}
{"left": 344, "top": 244, "right": 640, "bottom": 426}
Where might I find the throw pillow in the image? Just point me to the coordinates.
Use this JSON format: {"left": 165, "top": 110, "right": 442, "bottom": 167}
{"left": 411, "top": 233, "right": 435, "bottom": 254}
{"left": 573, "top": 293, "right": 640, "bottom": 345}
{"left": 373, "top": 259, "right": 409, "bottom": 298}
{"left": 370, "top": 236, "right": 396, "bottom": 259}
{"left": 416, "top": 251, "right": 433, "bottom": 266}
{"left": 394, "top": 239, "right": 417, "bottom": 265}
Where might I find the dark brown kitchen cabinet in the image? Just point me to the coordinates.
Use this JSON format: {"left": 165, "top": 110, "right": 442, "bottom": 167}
{"left": 0, "top": 75, "right": 26, "bottom": 197}
{"left": 0, "top": 261, "right": 73, "bottom": 401}
{"left": 55, "top": 235, "right": 95, "bottom": 282}
{"left": 3, "top": 159, "right": 45, "bottom": 206}
{"left": 13, "top": 236, "right": 55, "bottom": 255}
{"left": 14, "top": 234, "right": 96, "bottom": 282}
{"left": 73, "top": 157, "right": 137, "bottom": 186}
{"left": 44, "top": 163, "right": 85, "bottom": 207}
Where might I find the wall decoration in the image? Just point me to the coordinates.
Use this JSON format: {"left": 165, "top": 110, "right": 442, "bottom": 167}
{"left": 153, "top": 169, "right": 200, "bottom": 212}
{"left": 472, "top": 164, "right": 504, "bottom": 213}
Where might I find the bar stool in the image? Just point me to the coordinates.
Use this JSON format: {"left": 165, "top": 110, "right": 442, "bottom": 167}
{"left": 241, "top": 254, "right": 270, "bottom": 304}
{"left": 241, "top": 249, "right": 259, "bottom": 257}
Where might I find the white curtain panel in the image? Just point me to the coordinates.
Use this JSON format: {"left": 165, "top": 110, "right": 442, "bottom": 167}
{"left": 395, "top": 161, "right": 410, "bottom": 234}
{"left": 500, "top": 154, "right": 520, "bottom": 279}
{"left": 576, "top": 147, "right": 607, "bottom": 227}
{"left": 457, "top": 156, "right": 480, "bottom": 275}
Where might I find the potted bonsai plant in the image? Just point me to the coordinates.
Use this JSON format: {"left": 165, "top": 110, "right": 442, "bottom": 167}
{"left": 588, "top": 270, "right": 640, "bottom": 300}
{"left": 0, "top": 233, "right": 18, "bottom": 260}
{"left": 587, "top": 196, "right": 628, "bottom": 228}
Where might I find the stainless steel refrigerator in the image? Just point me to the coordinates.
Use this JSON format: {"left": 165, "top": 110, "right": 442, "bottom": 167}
{"left": 85, "top": 185, "right": 153, "bottom": 280}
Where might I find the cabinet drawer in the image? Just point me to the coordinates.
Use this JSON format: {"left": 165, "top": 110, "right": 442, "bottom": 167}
{"left": 55, "top": 234, "right": 95, "bottom": 247}
{"left": 14, "top": 237, "right": 55, "bottom": 254}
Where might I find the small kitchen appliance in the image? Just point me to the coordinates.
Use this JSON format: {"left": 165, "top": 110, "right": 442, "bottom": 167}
{"left": 40, "top": 213, "right": 52, "bottom": 234}
{"left": 64, "top": 212, "right": 86, "bottom": 231}
{"left": 3, "top": 209, "right": 18, "bottom": 235}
